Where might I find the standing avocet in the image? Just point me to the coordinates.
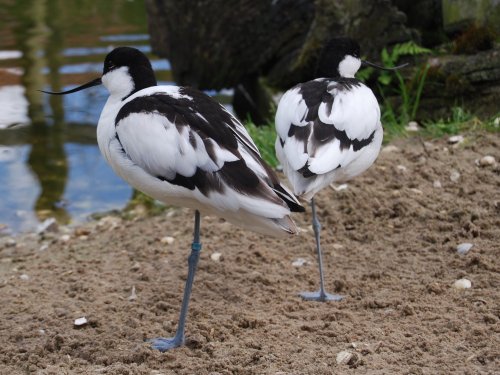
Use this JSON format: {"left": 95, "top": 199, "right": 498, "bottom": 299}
{"left": 275, "top": 37, "right": 406, "bottom": 302}
{"left": 43, "top": 47, "right": 304, "bottom": 351}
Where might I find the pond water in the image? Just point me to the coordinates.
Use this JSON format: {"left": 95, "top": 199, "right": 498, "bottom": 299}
{"left": 0, "top": 0, "right": 231, "bottom": 234}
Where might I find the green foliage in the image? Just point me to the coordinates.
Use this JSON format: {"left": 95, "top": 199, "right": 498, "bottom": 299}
{"left": 378, "top": 41, "right": 432, "bottom": 85}
{"left": 358, "top": 41, "right": 432, "bottom": 139}
{"left": 244, "top": 121, "right": 279, "bottom": 167}
{"left": 422, "top": 108, "right": 500, "bottom": 138}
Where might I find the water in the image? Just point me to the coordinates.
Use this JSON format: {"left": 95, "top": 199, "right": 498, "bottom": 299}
{"left": 0, "top": 0, "right": 231, "bottom": 234}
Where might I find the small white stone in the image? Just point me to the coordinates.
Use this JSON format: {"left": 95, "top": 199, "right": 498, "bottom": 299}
{"left": 493, "top": 117, "right": 500, "bottom": 128}
{"left": 19, "top": 274, "right": 30, "bottom": 281}
{"left": 39, "top": 243, "right": 49, "bottom": 252}
{"left": 448, "top": 135, "right": 464, "bottom": 144}
{"left": 336, "top": 350, "right": 354, "bottom": 365}
{"left": 74, "top": 317, "right": 88, "bottom": 326}
{"left": 160, "top": 236, "right": 175, "bottom": 245}
{"left": 381, "top": 145, "right": 400, "bottom": 153}
{"left": 210, "top": 252, "right": 222, "bottom": 261}
{"left": 332, "top": 244, "right": 344, "bottom": 250}
{"left": 292, "top": 258, "right": 308, "bottom": 267}
{"left": 410, "top": 188, "right": 423, "bottom": 195}
{"left": 479, "top": 155, "right": 496, "bottom": 167}
{"left": 453, "top": 278, "right": 472, "bottom": 289}
{"left": 37, "top": 218, "right": 58, "bottom": 234}
{"left": 5, "top": 238, "right": 16, "bottom": 247}
{"left": 97, "top": 216, "right": 122, "bottom": 231}
{"left": 128, "top": 285, "right": 137, "bottom": 301}
{"left": 130, "top": 262, "right": 141, "bottom": 271}
{"left": 396, "top": 165, "right": 407, "bottom": 173}
{"left": 59, "top": 234, "right": 71, "bottom": 242}
{"left": 433, "top": 180, "right": 442, "bottom": 188}
{"left": 424, "top": 141, "right": 434, "bottom": 150}
{"left": 457, "top": 243, "right": 473, "bottom": 255}
{"left": 450, "top": 170, "right": 460, "bottom": 182}
{"left": 405, "top": 121, "right": 419, "bottom": 132}
{"left": 332, "top": 183, "right": 348, "bottom": 191}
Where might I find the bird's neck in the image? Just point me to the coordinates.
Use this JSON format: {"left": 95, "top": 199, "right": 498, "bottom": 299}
{"left": 128, "top": 66, "right": 157, "bottom": 98}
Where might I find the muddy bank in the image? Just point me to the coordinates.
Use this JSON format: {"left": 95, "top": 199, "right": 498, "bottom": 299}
{"left": 0, "top": 132, "right": 499, "bottom": 374}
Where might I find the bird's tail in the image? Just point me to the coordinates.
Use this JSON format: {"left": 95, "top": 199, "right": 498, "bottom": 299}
{"left": 272, "top": 215, "right": 299, "bottom": 235}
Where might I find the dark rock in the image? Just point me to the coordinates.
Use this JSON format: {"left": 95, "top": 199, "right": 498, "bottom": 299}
{"left": 145, "top": 0, "right": 415, "bottom": 123}
{"left": 419, "top": 46, "right": 500, "bottom": 119}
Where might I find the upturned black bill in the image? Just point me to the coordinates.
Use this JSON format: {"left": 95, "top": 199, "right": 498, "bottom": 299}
{"left": 362, "top": 60, "right": 409, "bottom": 71}
{"left": 40, "top": 78, "right": 102, "bottom": 95}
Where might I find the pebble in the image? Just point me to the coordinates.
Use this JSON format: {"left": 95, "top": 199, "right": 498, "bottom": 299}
{"left": 97, "top": 216, "right": 122, "bottom": 231}
{"left": 450, "top": 170, "right": 460, "bottom": 182}
{"left": 292, "top": 258, "right": 308, "bottom": 267}
{"left": 381, "top": 145, "right": 400, "bottom": 153}
{"left": 74, "top": 228, "right": 91, "bottom": 236}
{"left": 410, "top": 188, "right": 423, "bottom": 195}
{"left": 210, "top": 252, "right": 223, "bottom": 262}
{"left": 332, "top": 244, "right": 344, "bottom": 250}
{"left": 456, "top": 243, "right": 473, "bottom": 255}
{"left": 160, "top": 236, "right": 175, "bottom": 245}
{"left": 59, "top": 234, "right": 71, "bottom": 242}
{"left": 37, "top": 218, "right": 58, "bottom": 234}
{"left": 405, "top": 121, "right": 419, "bottom": 132}
{"left": 336, "top": 350, "right": 354, "bottom": 365}
{"left": 19, "top": 274, "right": 30, "bottom": 281}
{"left": 130, "top": 262, "right": 141, "bottom": 271}
{"left": 5, "top": 238, "right": 16, "bottom": 248}
{"left": 478, "top": 155, "right": 496, "bottom": 167}
{"left": 74, "top": 317, "right": 88, "bottom": 327}
{"left": 331, "top": 183, "right": 349, "bottom": 191}
{"left": 396, "top": 165, "right": 407, "bottom": 173}
{"left": 453, "top": 278, "right": 472, "bottom": 289}
{"left": 391, "top": 190, "right": 401, "bottom": 198}
{"left": 448, "top": 135, "right": 464, "bottom": 144}
{"left": 128, "top": 285, "right": 137, "bottom": 301}
{"left": 433, "top": 180, "right": 442, "bottom": 188}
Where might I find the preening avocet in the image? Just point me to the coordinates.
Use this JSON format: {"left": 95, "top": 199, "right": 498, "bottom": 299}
{"left": 43, "top": 47, "right": 304, "bottom": 351}
{"left": 275, "top": 37, "right": 406, "bottom": 302}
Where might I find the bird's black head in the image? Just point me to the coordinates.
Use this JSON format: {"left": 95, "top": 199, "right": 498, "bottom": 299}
{"left": 102, "top": 47, "right": 157, "bottom": 98}
{"left": 40, "top": 47, "right": 158, "bottom": 99}
{"left": 315, "top": 37, "right": 361, "bottom": 78}
{"left": 315, "top": 37, "right": 408, "bottom": 79}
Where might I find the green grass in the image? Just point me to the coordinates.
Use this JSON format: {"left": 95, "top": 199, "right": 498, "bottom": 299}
{"left": 244, "top": 121, "right": 279, "bottom": 167}
{"left": 421, "top": 108, "right": 500, "bottom": 138}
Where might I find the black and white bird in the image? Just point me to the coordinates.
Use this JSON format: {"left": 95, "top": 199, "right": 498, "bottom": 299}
{"left": 275, "top": 37, "right": 406, "bottom": 302}
{"left": 43, "top": 47, "right": 304, "bottom": 351}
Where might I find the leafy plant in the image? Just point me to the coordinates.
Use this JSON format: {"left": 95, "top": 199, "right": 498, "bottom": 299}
{"left": 359, "top": 41, "right": 432, "bottom": 137}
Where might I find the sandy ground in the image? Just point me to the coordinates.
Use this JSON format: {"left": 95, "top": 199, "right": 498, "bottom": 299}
{"left": 0, "top": 132, "right": 499, "bottom": 375}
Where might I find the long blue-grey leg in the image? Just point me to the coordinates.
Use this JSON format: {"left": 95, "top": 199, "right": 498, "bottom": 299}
{"left": 148, "top": 210, "right": 202, "bottom": 351}
{"left": 299, "top": 198, "right": 343, "bottom": 302}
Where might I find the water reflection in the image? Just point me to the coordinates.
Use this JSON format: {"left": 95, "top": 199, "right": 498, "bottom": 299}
{"left": 0, "top": 0, "right": 232, "bottom": 234}
{"left": 0, "top": 0, "right": 150, "bottom": 233}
